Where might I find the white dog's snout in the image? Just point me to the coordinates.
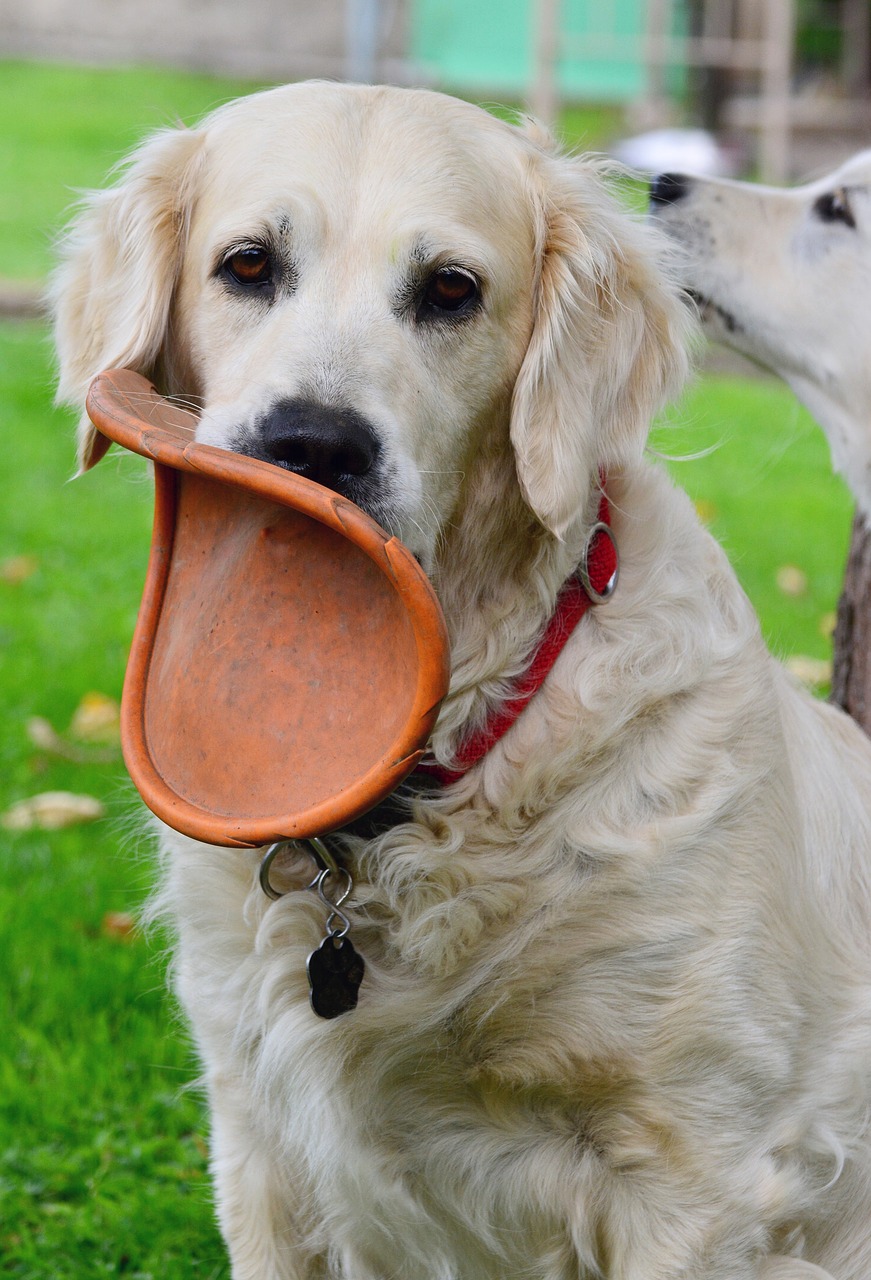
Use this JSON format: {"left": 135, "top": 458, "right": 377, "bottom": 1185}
{"left": 649, "top": 172, "right": 693, "bottom": 208}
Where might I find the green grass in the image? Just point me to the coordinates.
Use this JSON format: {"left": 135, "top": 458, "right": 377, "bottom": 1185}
{"left": 0, "top": 62, "right": 274, "bottom": 282}
{"left": 0, "top": 59, "right": 854, "bottom": 1277}
{"left": 0, "top": 319, "right": 229, "bottom": 1276}
{"left": 653, "top": 371, "right": 852, "bottom": 666}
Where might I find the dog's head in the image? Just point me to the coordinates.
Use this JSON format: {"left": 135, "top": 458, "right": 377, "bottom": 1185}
{"left": 650, "top": 152, "right": 871, "bottom": 366}
{"left": 650, "top": 151, "right": 871, "bottom": 513}
{"left": 54, "top": 83, "right": 689, "bottom": 566}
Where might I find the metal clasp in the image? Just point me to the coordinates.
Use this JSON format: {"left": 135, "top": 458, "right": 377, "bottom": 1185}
{"left": 259, "top": 835, "right": 339, "bottom": 900}
{"left": 259, "top": 836, "right": 364, "bottom": 1018}
{"left": 578, "top": 521, "right": 619, "bottom": 605}
{"left": 259, "top": 835, "right": 354, "bottom": 938}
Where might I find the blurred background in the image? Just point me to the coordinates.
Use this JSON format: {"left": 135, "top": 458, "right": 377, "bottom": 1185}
{"left": 0, "top": 3, "right": 864, "bottom": 1275}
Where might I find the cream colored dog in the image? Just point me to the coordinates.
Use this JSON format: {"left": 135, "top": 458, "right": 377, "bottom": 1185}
{"left": 53, "top": 83, "right": 871, "bottom": 1279}
{"left": 649, "top": 152, "right": 871, "bottom": 518}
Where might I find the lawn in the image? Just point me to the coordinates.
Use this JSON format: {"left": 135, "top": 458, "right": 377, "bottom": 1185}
{"left": 0, "top": 61, "right": 854, "bottom": 1278}
{"left": 0, "top": 62, "right": 274, "bottom": 284}
{"left": 0, "top": 319, "right": 230, "bottom": 1278}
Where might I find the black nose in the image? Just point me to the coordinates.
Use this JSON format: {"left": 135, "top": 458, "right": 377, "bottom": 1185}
{"left": 649, "top": 172, "right": 692, "bottom": 207}
{"left": 255, "top": 400, "right": 380, "bottom": 491}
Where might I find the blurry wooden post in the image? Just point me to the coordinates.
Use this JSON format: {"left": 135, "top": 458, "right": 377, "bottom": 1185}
{"left": 758, "top": 0, "right": 794, "bottom": 182}
{"left": 831, "top": 512, "right": 871, "bottom": 736}
{"left": 817, "top": 2, "right": 871, "bottom": 731}
{"left": 694, "top": 0, "right": 732, "bottom": 133}
{"left": 641, "top": 0, "right": 672, "bottom": 128}
{"left": 842, "top": 0, "right": 871, "bottom": 98}
{"left": 829, "top": 3, "right": 871, "bottom": 736}
{"left": 531, "top": 0, "right": 561, "bottom": 127}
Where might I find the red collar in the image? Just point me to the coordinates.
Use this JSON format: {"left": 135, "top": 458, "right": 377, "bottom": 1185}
{"left": 416, "top": 488, "right": 618, "bottom": 787}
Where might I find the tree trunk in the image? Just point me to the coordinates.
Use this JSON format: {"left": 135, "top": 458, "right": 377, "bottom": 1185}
{"left": 831, "top": 508, "right": 871, "bottom": 735}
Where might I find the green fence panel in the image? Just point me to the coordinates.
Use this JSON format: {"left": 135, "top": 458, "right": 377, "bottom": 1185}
{"left": 411, "top": 0, "right": 648, "bottom": 101}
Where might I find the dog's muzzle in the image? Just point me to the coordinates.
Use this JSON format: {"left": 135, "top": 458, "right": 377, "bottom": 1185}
{"left": 649, "top": 172, "right": 693, "bottom": 207}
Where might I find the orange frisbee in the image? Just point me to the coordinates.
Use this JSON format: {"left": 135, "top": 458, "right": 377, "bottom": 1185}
{"left": 84, "top": 369, "right": 450, "bottom": 849}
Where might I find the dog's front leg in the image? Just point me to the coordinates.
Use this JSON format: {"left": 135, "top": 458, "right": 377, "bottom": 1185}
{"left": 208, "top": 1072, "right": 325, "bottom": 1280}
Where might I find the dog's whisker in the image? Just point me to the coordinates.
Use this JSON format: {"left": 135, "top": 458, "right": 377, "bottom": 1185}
{"left": 646, "top": 439, "right": 723, "bottom": 465}
{"left": 116, "top": 389, "right": 203, "bottom": 431}
{"left": 408, "top": 492, "right": 446, "bottom": 546}
{"left": 165, "top": 396, "right": 205, "bottom": 414}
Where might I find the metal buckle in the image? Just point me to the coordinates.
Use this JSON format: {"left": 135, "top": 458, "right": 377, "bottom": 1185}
{"left": 259, "top": 835, "right": 340, "bottom": 900}
{"left": 578, "top": 521, "right": 619, "bottom": 605}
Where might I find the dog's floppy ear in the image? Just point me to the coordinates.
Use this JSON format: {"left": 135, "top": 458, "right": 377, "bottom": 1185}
{"left": 510, "top": 152, "right": 691, "bottom": 538}
{"left": 52, "top": 125, "right": 205, "bottom": 473}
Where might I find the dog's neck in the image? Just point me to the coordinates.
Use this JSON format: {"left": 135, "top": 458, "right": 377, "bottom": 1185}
{"left": 781, "top": 369, "right": 871, "bottom": 522}
{"left": 428, "top": 446, "right": 609, "bottom": 766}
{"left": 339, "top": 465, "right": 613, "bottom": 841}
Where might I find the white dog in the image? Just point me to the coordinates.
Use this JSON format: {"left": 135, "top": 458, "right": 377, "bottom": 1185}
{"left": 53, "top": 83, "right": 871, "bottom": 1279}
{"left": 649, "top": 152, "right": 871, "bottom": 519}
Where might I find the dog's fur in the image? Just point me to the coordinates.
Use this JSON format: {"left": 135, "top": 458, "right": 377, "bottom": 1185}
{"left": 53, "top": 83, "right": 871, "bottom": 1279}
{"left": 649, "top": 152, "right": 871, "bottom": 519}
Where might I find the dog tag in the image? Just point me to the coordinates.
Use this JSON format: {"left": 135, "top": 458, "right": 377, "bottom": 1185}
{"left": 307, "top": 936, "right": 365, "bottom": 1019}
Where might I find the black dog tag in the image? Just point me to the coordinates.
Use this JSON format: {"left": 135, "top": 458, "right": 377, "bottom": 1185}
{"left": 307, "top": 935, "right": 365, "bottom": 1019}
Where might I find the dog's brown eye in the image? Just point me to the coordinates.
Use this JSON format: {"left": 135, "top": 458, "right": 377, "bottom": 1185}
{"left": 422, "top": 268, "right": 479, "bottom": 315}
{"left": 814, "top": 189, "right": 856, "bottom": 229}
{"left": 224, "top": 247, "right": 273, "bottom": 285}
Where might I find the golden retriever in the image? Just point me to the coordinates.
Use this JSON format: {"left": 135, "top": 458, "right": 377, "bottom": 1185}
{"left": 649, "top": 152, "right": 871, "bottom": 519}
{"left": 53, "top": 82, "right": 871, "bottom": 1279}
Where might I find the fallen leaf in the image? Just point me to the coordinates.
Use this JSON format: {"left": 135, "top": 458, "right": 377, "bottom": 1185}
{"left": 785, "top": 655, "right": 832, "bottom": 688}
{"left": 101, "top": 911, "right": 137, "bottom": 941}
{"left": 1, "top": 791, "right": 105, "bottom": 831}
{"left": 776, "top": 565, "right": 808, "bottom": 597}
{"left": 69, "top": 692, "right": 121, "bottom": 744}
{"left": 25, "top": 716, "right": 63, "bottom": 752}
{"left": 25, "top": 715, "right": 118, "bottom": 764}
{"left": 0, "top": 554, "right": 38, "bottom": 584}
{"left": 694, "top": 498, "right": 717, "bottom": 525}
{"left": 819, "top": 611, "right": 837, "bottom": 639}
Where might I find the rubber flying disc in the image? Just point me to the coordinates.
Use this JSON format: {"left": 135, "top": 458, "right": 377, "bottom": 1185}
{"left": 84, "top": 369, "right": 450, "bottom": 848}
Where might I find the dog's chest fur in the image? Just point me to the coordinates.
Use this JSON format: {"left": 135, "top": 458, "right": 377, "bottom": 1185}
{"left": 165, "top": 699, "right": 828, "bottom": 1279}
